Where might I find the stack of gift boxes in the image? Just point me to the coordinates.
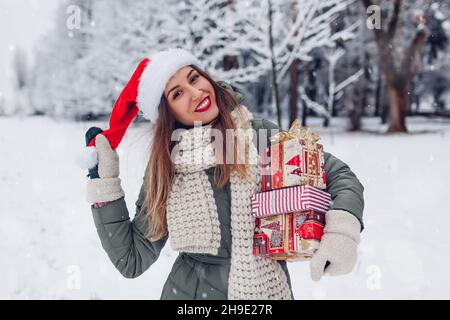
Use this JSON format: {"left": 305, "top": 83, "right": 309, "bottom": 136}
{"left": 251, "top": 120, "right": 332, "bottom": 261}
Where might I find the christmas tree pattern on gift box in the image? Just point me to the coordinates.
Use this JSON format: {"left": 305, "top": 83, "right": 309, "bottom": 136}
{"left": 282, "top": 139, "right": 326, "bottom": 189}
{"left": 253, "top": 215, "right": 290, "bottom": 256}
{"left": 266, "top": 120, "right": 327, "bottom": 190}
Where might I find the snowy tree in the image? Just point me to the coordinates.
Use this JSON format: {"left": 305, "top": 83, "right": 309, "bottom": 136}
{"left": 285, "top": 0, "right": 362, "bottom": 127}
{"left": 188, "top": 0, "right": 358, "bottom": 127}
{"left": 89, "top": 0, "right": 190, "bottom": 118}
{"left": 28, "top": 0, "right": 179, "bottom": 119}
{"left": 26, "top": 0, "right": 373, "bottom": 125}
{"left": 323, "top": 47, "right": 364, "bottom": 124}
{"left": 414, "top": 1, "right": 450, "bottom": 113}
{"left": 361, "top": 0, "right": 430, "bottom": 132}
{"left": 11, "top": 47, "right": 31, "bottom": 116}
{"left": 28, "top": 0, "right": 96, "bottom": 118}
{"left": 12, "top": 48, "right": 29, "bottom": 92}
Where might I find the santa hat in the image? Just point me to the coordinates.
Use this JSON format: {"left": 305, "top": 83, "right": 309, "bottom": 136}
{"left": 78, "top": 48, "right": 201, "bottom": 170}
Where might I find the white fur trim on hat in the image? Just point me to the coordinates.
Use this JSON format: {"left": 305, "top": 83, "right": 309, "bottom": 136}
{"left": 137, "top": 48, "right": 201, "bottom": 122}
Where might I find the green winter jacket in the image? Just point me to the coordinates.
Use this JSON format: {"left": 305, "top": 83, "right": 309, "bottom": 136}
{"left": 90, "top": 85, "right": 364, "bottom": 300}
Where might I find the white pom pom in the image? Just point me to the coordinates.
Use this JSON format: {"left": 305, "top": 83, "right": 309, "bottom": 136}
{"left": 75, "top": 146, "right": 98, "bottom": 170}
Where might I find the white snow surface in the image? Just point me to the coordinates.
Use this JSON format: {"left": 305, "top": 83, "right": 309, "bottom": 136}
{"left": 0, "top": 115, "right": 449, "bottom": 299}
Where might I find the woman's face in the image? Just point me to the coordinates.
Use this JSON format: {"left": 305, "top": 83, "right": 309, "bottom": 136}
{"left": 164, "top": 66, "right": 219, "bottom": 126}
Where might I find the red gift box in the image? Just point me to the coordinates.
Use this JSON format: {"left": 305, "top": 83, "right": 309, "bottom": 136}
{"left": 267, "top": 139, "right": 326, "bottom": 190}
{"left": 253, "top": 121, "right": 330, "bottom": 261}
{"left": 270, "top": 143, "right": 284, "bottom": 190}
{"left": 263, "top": 120, "right": 327, "bottom": 191}
{"left": 291, "top": 210, "right": 325, "bottom": 258}
{"left": 253, "top": 209, "right": 326, "bottom": 260}
{"left": 253, "top": 214, "right": 290, "bottom": 257}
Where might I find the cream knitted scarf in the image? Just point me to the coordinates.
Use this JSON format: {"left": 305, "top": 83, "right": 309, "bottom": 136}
{"left": 166, "top": 105, "right": 292, "bottom": 300}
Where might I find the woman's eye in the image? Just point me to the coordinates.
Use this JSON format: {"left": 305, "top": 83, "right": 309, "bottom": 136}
{"left": 172, "top": 75, "right": 199, "bottom": 100}
{"left": 173, "top": 90, "right": 181, "bottom": 99}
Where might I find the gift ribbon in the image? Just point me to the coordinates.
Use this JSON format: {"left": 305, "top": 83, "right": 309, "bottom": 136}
{"left": 269, "top": 119, "right": 320, "bottom": 150}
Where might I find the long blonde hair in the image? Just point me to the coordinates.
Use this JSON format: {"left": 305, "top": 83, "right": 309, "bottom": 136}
{"left": 144, "top": 65, "right": 248, "bottom": 241}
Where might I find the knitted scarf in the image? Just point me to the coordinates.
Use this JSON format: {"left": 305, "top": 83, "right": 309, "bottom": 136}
{"left": 166, "top": 105, "right": 292, "bottom": 300}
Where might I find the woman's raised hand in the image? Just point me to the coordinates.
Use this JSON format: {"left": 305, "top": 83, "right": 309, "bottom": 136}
{"left": 86, "top": 134, "right": 125, "bottom": 204}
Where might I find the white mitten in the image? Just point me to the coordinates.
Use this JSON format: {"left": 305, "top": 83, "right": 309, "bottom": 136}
{"left": 310, "top": 209, "right": 361, "bottom": 281}
{"left": 86, "top": 134, "right": 125, "bottom": 203}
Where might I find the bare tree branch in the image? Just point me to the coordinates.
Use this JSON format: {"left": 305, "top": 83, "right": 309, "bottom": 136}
{"left": 402, "top": 27, "right": 427, "bottom": 81}
{"left": 387, "top": 0, "right": 403, "bottom": 42}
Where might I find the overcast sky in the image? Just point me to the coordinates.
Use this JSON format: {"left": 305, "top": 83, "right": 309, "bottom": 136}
{"left": 0, "top": 0, "right": 58, "bottom": 107}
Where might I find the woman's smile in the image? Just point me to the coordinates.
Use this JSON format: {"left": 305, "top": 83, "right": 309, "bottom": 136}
{"left": 194, "top": 96, "right": 212, "bottom": 113}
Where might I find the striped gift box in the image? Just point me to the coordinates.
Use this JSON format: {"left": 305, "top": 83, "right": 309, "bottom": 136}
{"left": 251, "top": 185, "right": 331, "bottom": 217}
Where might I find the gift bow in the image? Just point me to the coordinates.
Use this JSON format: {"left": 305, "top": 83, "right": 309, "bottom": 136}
{"left": 269, "top": 119, "right": 320, "bottom": 150}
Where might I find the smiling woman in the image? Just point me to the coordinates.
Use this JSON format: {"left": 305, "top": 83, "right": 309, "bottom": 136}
{"left": 87, "top": 48, "right": 295, "bottom": 300}
{"left": 0, "top": 0, "right": 58, "bottom": 112}
{"left": 163, "top": 66, "right": 219, "bottom": 126}
{"left": 86, "top": 48, "right": 364, "bottom": 301}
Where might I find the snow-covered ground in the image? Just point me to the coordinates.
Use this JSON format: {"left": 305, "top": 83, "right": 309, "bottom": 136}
{"left": 1, "top": 115, "right": 449, "bottom": 299}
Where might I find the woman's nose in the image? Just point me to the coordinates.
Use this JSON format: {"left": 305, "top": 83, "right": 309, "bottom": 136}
{"left": 190, "top": 87, "right": 203, "bottom": 102}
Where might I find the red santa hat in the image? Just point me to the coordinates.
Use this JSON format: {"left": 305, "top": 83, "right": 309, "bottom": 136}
{"left": 79, "top": 48, "right": 201, "bottom": 169}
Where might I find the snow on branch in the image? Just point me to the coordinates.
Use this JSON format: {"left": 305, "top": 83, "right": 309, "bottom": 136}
{"left": 335, "top": 69, "right": 365, "bottom": 92}
{"left": 276, "top": 0, "right": 355, "bottom": 82}
{"left": 299, "top": 86, "right": 331, "bottom": 119}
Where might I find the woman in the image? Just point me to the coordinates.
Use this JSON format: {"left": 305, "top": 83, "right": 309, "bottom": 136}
{"left": 86, "top": 48, "right": 364, "bottom": 300}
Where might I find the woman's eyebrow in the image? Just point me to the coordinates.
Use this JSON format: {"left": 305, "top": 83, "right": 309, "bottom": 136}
{"left": 167, "top": 69, "right": 195, "bottom": 96}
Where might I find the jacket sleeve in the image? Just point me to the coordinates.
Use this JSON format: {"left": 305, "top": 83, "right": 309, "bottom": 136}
{"left": 251, "top": 118, "right": 281, "bottom": 151}
{"left": 91, "top": 174, "right": 169, "bottom": 279}
{"left": 259, "top": 118, "right": 365, "bottom": 231}
{"left": 324, "top": 152, "right": 365, "bottom": 231}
